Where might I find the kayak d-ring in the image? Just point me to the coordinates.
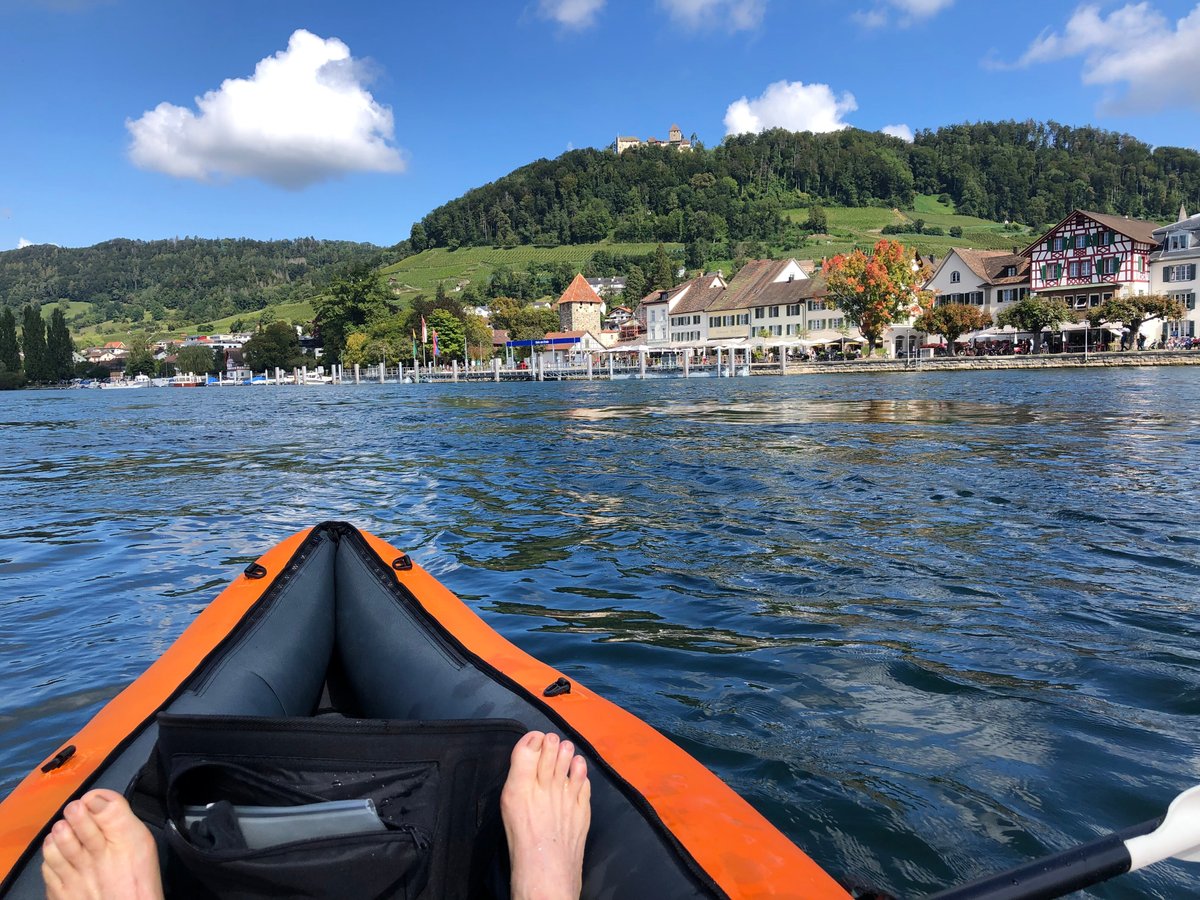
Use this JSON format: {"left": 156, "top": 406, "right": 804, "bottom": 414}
{"left": 392, "top": 554, "right": 413, "bottom": 571}
{"left": 243, "top": 563, "right": 268, "bottom": 580}
{"left": 543, "top": 677, "right": 571, "bottom": 697}
{"left": 41, "top": 745, "right": 76, "bottom": 773}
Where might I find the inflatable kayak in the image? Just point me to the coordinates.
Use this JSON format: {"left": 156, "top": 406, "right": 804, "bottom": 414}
{"left": 0, "top": 522, "right": 850, "bottom": 899}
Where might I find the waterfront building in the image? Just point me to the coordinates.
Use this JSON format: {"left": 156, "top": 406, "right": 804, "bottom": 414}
{"left": 925, "top": 249, "right": 1030, "bottom": 315}
{"left": 704, "top": 259, "right": 815, "bottom": 342}
{"left": 1151, "top": 207, "right": 1200, "bottom": 340}
{"left": 1024, "top": 210, "right": 1157, "bottom": 312}
{"left": 555, "top": 274, "right": 605, "bottom": 334}
{"left": 640, "top": 273, "right": 728, "bottom": 345}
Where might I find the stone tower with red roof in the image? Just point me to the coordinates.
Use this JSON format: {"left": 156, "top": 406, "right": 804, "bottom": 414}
{"left": 556, "top": 273, "right": 604, "bottom": 334}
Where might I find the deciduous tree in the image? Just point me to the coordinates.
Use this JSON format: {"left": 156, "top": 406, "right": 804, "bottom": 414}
{"left": 1087, "top": 293, "right": 1184, "bottom": 350}
{"left": 123, "top": 336, "right": 157, "bottom": 377}
{"left": 821, "top": 239, "right": 931, "bottom": 354}
{"left": 314, "top": 265, "right": 392, "bottom": 364}
{"left": 244, "top": 321, "right": 303, "bottom": 371}
{"left": 426, "top": 309, "right": 465, "bottom": 361}
{"left": 175, "top": 345, "right": 215, "bottom": 376}
{"left": 914, "top": 303, "right": 993, "bottom": 348}
{"left": 996, "top": 295, "right": 1071, "bottom": 353}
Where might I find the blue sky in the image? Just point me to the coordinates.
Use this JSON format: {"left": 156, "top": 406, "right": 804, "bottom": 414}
{"left": 2, "top": 0, "right": 1199, "bottom": 251}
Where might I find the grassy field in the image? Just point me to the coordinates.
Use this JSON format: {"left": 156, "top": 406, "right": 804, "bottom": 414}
{"left": 783, "top": 195, "right": 1032, "bottom": 259}
{"left": 378, "top": 242, "right": 670, "bottom": 301}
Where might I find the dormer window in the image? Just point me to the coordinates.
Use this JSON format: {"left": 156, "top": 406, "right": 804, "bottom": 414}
{"left": 1170, "top": 233, "right": 1191, "bottom": 251}
{"left": 1004, "top": 266, "right": 1016, "bottom": 278}
{"left": 950, "top": 271, "right": 961, "bottom": 283}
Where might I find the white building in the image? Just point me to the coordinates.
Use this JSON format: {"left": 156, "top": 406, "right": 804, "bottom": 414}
{"left": 924, "top": 249, "right": 1030, "bottom": 316}
{"left": 1151, "top": 207, "right": 1200, "bottom": 340}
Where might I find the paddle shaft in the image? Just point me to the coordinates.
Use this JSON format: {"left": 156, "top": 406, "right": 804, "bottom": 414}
{"left": 925, "top": 817, "right": 1162, "bottom": 900}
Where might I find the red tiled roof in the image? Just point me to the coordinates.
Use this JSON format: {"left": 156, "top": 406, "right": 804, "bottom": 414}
{"left": 556, "top": 273, "right": 603, "bottom": 306}
{"left": 1022, "top": 209, "right": 1161, "bottom": 256}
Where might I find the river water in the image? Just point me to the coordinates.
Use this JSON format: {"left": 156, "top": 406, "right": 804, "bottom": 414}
{"left": 1, "top": 369, "right": 1198, "bottom": 898}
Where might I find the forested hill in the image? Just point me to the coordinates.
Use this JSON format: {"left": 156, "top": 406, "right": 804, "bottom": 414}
{"left": 0, "top": 237, "right": 391, "bottom": 328}
{"left": 413, "top": 121, "right": 1200, "bottom": 251}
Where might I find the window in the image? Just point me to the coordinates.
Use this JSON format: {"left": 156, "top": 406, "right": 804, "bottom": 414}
{"left": 737, "top": 314, "right": 749, "bottom": 326}
{"left": 1081, "top": 260, "right": 1092, "bottom": 278}
{"left": 810, "top": 318, "right": 826, "bottom": 330}
{"left": 787, "top": 304, "right": 802, "bottom": 317}
{"left": 1068, "top": 261, "right": 1081, "bottom": 278}
{"left": 1164, "top": 264, "right": 1197, "bottom": 283}
{"left": 768, "top": 306, "right": 780, "bottom": 318}
{"left": 1004, "top": 266, "right": 1017, "bottom": 277}
{"left": 950, "top": 271, "right": 961, "bottom": 283}
{"left": 1075, "top": 234, "right": 1089, "bottom": 250}
{"left": 1171, "top": 291, "right": 1197, "bottom": 310}
{"left": 1169, "top": 233, "right": 1191, "bottom": 251}
{"left": 754, "top": 307, "right": 764, "bottom": 320}
{"left": 1053, "top": 236, "right": 1069, "bottom": 251}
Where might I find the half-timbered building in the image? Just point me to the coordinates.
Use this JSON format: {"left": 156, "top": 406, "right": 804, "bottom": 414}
{"left": 1023, "top": 210, "right": 1158, "bottom": 315}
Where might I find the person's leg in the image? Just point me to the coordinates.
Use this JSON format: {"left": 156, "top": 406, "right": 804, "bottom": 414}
{"left": 501, "top": 731, "right": 591, "bottom": 900}
{"left": 41, "top": 789, "right": 163, "bottom": 900}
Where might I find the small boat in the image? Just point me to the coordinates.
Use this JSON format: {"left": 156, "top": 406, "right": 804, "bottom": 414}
{"left": 0, "top": 523, "right": 847, "bottom": 900}
{"left": 169, "top": 374, "right": 205, "bottom": 388}
{"left": 99, "top": 374, "right": 152, "bottom": 389}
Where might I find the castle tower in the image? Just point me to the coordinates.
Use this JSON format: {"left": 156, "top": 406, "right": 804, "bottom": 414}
{"left": 556, "top": 274, "right": 604, "bottom": 334}
{"left": 668, "top": 124, "right": 682, "bottom": 144}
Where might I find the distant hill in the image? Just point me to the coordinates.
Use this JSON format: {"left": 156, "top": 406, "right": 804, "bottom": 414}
{"left": 0, "top": 237, "right": 394, "bottom": 338}
{"left": 413, "top": 120, "right": 1200, "bottom": 253}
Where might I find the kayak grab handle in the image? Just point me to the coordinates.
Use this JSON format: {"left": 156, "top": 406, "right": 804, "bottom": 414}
{"left": 925, "top": 817, "right": 1160, "bottom": 900}
{"left": 543, "top": 677, "right": 572, "bottom": 697}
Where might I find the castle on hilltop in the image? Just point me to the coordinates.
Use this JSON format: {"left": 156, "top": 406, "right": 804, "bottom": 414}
{"left": 614, "top": 124, "right": 693, "bottom": 154}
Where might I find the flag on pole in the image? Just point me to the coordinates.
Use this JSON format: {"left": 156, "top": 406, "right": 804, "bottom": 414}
{"left": 421, "top": 316, "right": 428, "bottom": 344}
{"left": 411, "top": 329, "right": 417, "bottom": 360}
{"left": 431, "top": 329, "right": 439, "bottom": 357}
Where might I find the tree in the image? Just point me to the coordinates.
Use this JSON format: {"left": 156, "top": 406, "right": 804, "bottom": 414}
{"left": 996, "top": 295, "right": 1071, "bottom": 353}
{"left": 821, "top": 239, "right": 931, "bottom": 354}
{"left": 426, "top": 309, "right": 465, "bottom": 361}
{"left": 123, "top": 336, "right": 157, "bottom": 377}
{"left": 314, "top": 266, "right": 392, "bottom": 364}
{"left": 45, "top": 309, "right": 75, "bottom": 381}
{"left": 0, "top": 308, "right": 21, "bottom": 375}
{"left": 20, "top": 305, "right": 49, "bottom": 383}
{"left": 1087, "top": 293, "right": 1184, "bottom": 350}
{"left": 805, "top": 205, "right": 828, "bottom": 233}
{"left": 652, "top": 243, "right": 675, "bottom": 291}
{"left": 622, "top": 266, "right": 647, "bottom": 307}
{"left": 244, "top": 321, "right": 303, "bottom": 371}
{"left": 175, "top": 345, "right": 215, "bottom": 375}
{"left": 914, "top": 303, "right": 993, "bottom": 348}
{"left": 463, "top": 313, "right": 494, "bottom": 361}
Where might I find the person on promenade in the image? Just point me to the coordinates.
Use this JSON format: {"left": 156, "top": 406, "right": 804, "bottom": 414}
{"left": 40, "top": 731, "right": 591, "bottom": 900}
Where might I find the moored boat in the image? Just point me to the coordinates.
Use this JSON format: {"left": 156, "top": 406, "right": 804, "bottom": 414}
{"left": 169, "top": 373, "right": 206, "bottom": 387}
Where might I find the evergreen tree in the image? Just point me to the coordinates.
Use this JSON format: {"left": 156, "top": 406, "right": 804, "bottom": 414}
{"left": 652, "top": 243, "right": 674, "bottom": 291}
{"left": 622, "top": 265, "right": 647, "bottom": 307}
{"left": 0, "top": 307, "right": 20, "bottom": 374}
{"left": 45, "top": 308, "right": 75, "bottom": 381}
{"left": 20, "top": 305, "right": 48, "bottom": 383}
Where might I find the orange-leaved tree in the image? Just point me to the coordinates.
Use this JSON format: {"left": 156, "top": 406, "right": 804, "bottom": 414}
{"left": 821, "top": 240, "right": 932, "bottom": 354}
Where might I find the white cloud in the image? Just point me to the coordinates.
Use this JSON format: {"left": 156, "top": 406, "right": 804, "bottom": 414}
{"left": 537, "top": 0, "right": 605, "bottom": 29}
{"left": 1011, "top": 3, "right": 1200, "bottom": 113}
{"left": 882, "top": 123, "right": 914, "bottom": 141}
{"left": 660, "top": 0, "right": 766, "bottom": 31}
{"left": 17, "top": 237, "right": 33, "bottom": 249}
{"left": 126, "top": 29, "right": 406, "bottom": 190}
{"left": 855, "top": 0, "right": 954, "bottom": 27}
{"left": 724, "top": 80, "right": 857, "bottom": 135}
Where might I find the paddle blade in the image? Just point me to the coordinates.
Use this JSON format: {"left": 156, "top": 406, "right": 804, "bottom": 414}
{"left": 1127, "top": 785, "right": 1200, "bottom": 871}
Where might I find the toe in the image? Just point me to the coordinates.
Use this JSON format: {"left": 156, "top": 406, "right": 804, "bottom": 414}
{"left": 554, "top": 739, "right": 575, "bottom": 781}
{"left": 64, "top": 798, "right": 106, "bottom": 853}
{"left": 42, "top": 832, "right": 75, "bottom": 879}
{"left": 50, "top": 819, "right": 86, "bottom": 866}
{"left": 41, "top": 859, "right": 67, "bottom": 900}
{"left": 536, "top": 733, "right": 561, "bottom": 784}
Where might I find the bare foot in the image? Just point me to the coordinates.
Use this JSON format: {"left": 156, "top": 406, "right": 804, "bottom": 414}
{"left": 501, "top": 731, "right": 591, "bottom": 900}
{"left": 41, "top": 789, "right": 164, "bottom": 900}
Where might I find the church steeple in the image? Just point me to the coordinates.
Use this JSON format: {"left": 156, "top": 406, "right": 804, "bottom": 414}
{"left": 1181, "top": 202, "right": 1189, "bottom": 222}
